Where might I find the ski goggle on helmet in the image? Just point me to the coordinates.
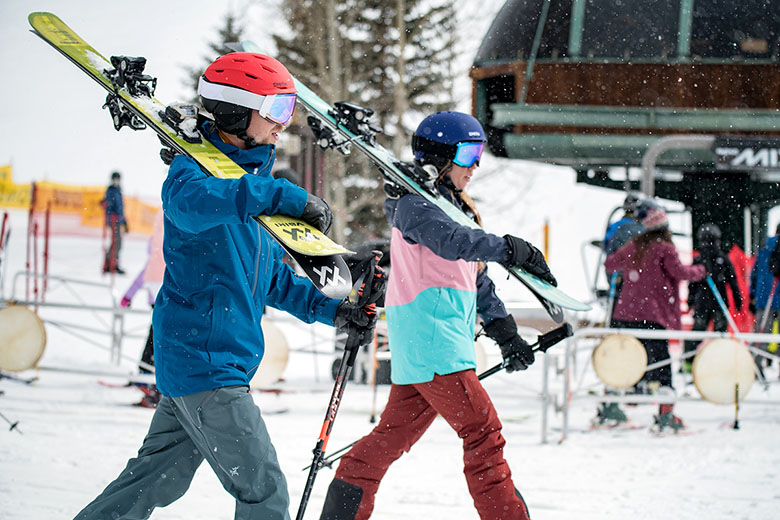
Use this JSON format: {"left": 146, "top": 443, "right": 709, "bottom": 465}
{"left": 198, "top": 52, "right": 298, "bottom": 126}
{"left": 412, "top": 111, "right": 487, "bottom": 169}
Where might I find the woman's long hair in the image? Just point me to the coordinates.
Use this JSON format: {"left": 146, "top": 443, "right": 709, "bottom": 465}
{"left": 434, "top": 161, "right": 486, "bottom": 271}
{"left": 435, "top": 162, "right": 483, "bottom": 227}
{"left": 633, "top": 228, "right": 673, "bottom": 265}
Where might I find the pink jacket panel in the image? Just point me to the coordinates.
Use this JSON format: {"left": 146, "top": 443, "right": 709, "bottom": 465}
{"left": 386, "top": 227, "right": 478, "bottom": 307}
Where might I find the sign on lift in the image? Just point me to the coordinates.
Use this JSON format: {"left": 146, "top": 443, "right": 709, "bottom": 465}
{"left": 713, "top": 137, "right": 780, "bottom": 171}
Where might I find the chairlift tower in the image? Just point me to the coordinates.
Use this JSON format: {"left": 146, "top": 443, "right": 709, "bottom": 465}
{"left": 471, "top": 0, "right": 780, "bottom": 251}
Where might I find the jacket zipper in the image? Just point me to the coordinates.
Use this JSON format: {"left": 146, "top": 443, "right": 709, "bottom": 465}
{"left": 251, "top": 221, "right": 262, "bottom": 296}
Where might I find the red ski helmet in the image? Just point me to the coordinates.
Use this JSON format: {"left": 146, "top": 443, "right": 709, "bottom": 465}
{"left": 198, "top": 52, "right": 297, "bottom": 137}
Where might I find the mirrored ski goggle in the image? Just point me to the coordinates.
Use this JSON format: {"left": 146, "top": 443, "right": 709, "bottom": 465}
{"left": 452, "top": 141, "right": 485, "bottom": 168}
{"left": 197, "top": 77, "right": 297, "bottom": 125}
{"left": 257, "top": 93, "right": 297, "bottom": 125}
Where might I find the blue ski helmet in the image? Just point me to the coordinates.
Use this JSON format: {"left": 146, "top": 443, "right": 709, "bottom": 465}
{"left": 412, "top": 111, "right": 487, "bottom": 169}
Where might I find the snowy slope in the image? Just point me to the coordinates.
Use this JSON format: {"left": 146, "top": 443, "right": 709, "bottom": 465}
{"left": 2, "top": 202, "right": 780, "bottom": 520}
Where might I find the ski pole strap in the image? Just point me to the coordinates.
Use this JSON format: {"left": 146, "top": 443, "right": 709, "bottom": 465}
{"left": 349, "top": 250, "right": 386, "bottom": 308}
{"left": 705, "top": 275, "right": 740, "bottom": 333}
{"left": 343, "top": 251, "right": 387, "bottom": 352}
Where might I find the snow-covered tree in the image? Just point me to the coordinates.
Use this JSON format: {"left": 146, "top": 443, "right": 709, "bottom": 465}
{"left": 273, "top": 0, "right": 458, "bottom": 246}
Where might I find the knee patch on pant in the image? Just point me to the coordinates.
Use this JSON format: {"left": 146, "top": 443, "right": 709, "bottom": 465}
{"left": 320, "top": 478, "right": 363, "bottom": 520}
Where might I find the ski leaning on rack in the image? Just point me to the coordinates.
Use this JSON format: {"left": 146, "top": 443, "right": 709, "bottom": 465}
{"left": 28, "top": 12, "right": 352, "bottom": 299}
{"left": 256, "top": 52, "right": 591, "bottom": 322}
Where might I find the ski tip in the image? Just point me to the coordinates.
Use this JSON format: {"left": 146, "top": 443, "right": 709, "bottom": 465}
{"left": 28, "top": 11, "right": 57, "bottom": 25}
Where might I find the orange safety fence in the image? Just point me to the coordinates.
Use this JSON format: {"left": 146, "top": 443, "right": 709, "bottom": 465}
{"left": 0, "top": 165, "right": 158, "bottom": 236}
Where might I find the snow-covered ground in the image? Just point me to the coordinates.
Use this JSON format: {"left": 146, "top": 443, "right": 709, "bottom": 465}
{"left": 2, "top": 205, "right": 780, "bottom": 520}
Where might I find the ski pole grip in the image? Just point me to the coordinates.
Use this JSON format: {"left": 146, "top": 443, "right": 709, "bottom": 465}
{"left": 536, "top": 322, "right": 573, "bottom": 353}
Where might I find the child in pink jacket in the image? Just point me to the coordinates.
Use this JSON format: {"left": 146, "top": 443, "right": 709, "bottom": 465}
{"left": 120, "top": 209, "right": 165, "bottom": 407}
{"left": 606, "top": 207, "right": 705, "bottom": 431}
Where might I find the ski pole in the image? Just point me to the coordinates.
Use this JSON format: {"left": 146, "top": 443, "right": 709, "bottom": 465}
{"left": 704, "top": 275, "right": 753, "bottom": 429}
{"left": 315, "top": 323, "right": 573, "bottom": 471}
{"left": 0, "top": 411, "right": 22, "bottom": 435}
{"left": 369, "top": 330, "right": 379, "bottom": 423}
{"left": 295, "top": 252, "right": 386, "bottom": 520}
{"left": 705, "top": 275, "right": 740, "bottom": 334}
{"left": 477, "top": 322, "right": 573, "bottom": 379}
{"left": 749, "top": 277, "right": 778, "bottom": 383}
{"left": 757, "top": 277, "right": 778, "bottom": 336}
{"left": 604, "top": 271, "right": 619, "bottom": 328}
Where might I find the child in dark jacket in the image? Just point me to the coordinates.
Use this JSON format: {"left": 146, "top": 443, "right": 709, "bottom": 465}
{"left": 685, "top": 223, "right": 743, "bottom": 371}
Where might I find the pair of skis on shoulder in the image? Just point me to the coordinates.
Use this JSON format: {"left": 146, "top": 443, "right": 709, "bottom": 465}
{"left": 29, "top": 11, "right": 589, "bottom": 322}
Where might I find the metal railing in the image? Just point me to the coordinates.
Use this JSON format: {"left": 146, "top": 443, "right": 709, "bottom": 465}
{"left": 5, "top": 270, "right": 152, "bottom": 367}
{"left": 539, "top": 326, "right": 780, "bottom": 444}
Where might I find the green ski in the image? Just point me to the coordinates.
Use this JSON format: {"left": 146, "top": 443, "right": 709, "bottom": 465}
{"left": 237, "top": 41, "right": 590, "bottom": 321}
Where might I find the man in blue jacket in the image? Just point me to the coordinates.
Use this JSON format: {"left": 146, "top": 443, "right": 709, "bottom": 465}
{"left": 74, "top": 53, "right": 375, "bottom": 520}
{"left": 102, "top": 170, "right": 127, "bottom": 274}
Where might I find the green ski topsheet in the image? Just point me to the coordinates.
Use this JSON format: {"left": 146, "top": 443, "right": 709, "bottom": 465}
{"left": 279, "top": 52, "right": 591, "bottom": 315}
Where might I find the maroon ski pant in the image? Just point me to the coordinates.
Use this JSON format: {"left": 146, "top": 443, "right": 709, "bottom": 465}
{"left": 333, "top": 370, "right": 530, "bottom": 520}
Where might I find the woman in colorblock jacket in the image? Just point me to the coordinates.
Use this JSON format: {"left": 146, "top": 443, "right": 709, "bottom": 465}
{"left": 318, "top": 112, "right": 557, "bottom": 520}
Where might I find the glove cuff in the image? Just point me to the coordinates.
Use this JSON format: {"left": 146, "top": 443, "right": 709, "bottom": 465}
{"left": 483, "top": 315, "right": 518, "bottom": 345}
{"left": 504, "top": 235, "right": 530, "bottom": 266}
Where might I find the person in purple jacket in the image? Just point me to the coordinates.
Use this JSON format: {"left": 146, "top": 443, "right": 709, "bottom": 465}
{"left": 318, "top": 112, "right": 556, "bottom": 520}
{"left": 606, "top": 207, "right": 705, "bottom": 431}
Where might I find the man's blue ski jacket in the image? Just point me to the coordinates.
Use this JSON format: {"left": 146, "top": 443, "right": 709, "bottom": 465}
{"left": 153, "top": 122, "right": 340, "bottom": 397}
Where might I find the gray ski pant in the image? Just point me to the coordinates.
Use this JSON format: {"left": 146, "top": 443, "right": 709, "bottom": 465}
{"left": 73, "top": 385, "right": 290, "bottom": 520}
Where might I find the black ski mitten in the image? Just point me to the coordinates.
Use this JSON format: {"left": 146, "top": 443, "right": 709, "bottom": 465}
{"left": 504, "top": 234, "right": 557, "bottom": 286}
{"left": 334, "top": 299, "right": 377, "bottom": 345}
{"left": 483, "top": 315, "right": 535, "bottom": 373}
{"left": 300, "top": 193, "right": 334, "bottom": 233}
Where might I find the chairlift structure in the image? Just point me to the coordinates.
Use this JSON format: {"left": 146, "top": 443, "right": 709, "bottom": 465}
{"left": 471, "top": 0, "right": 780, "bottom": 251}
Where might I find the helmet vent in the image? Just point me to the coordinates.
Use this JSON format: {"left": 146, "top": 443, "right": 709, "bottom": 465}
{"left": 261, "top": 65, "right": 275, "bottom": 73}
{"left": 245, "top": 73, "right": 258, "bottom": 79}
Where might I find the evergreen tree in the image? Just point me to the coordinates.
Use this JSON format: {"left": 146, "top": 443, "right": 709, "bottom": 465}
{"left": 273, "top": 0, "right": 459, "bottom": 247}
{"left": 182, "top": 12, "right": 245, "bottom": 100}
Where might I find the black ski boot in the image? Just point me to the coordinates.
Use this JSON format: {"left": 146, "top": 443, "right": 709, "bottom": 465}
{"left": 320, "top": 478, "right": 363, "bottom": 520}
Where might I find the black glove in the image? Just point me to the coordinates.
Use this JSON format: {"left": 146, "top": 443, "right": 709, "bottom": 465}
{"left": 334, "top": 299, "right": 377, "bottom": 346}
{"left": 122, "top": 222, "right": 129, "bottom": 233}
{"left": 749, "top": 299, "right": 757, "bottom": 314}
{"left": 504, "top": 234, "right": 557, "bottom": 286}
{"left": 483, "top": 315, "right": 535, "bottom": 373}
{"left": 300, "top": 193, "right": 333, "bottom": 234}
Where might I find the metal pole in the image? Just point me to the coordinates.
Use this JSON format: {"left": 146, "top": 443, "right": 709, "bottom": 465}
{"left": 640, "top": 135, "right": 715, "bottom": 196}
